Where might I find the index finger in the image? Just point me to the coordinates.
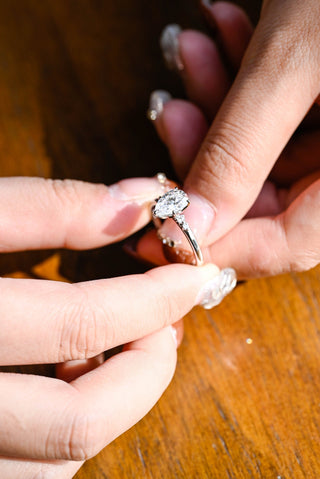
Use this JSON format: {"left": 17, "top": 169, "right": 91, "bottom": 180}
{"left": 0, "top": 263, "right": 219, "bottom": 365}
{"left": 0, "top": 175, "right": 167, "bottom": 251}
{"left": 160, "top": 0, "right": 320, "bottom": 248}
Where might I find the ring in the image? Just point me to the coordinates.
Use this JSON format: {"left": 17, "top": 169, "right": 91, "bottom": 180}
{"left": 152, "top": 186, "right": 204, "bottom": 266}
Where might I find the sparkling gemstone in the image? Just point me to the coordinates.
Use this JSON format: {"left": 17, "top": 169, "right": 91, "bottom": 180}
{"left": 153, "top": 188, "right": 189, "bottom": 219}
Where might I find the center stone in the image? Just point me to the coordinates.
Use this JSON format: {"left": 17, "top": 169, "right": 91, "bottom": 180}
{"left": 153, "top": 187, "right": 189, "bottom": 219}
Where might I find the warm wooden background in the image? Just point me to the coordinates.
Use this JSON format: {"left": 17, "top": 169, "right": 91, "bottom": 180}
{"left": 2, "top": 1, "right": 320, "bottom": 478}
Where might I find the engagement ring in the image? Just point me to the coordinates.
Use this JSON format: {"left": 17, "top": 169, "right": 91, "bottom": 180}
{"left": 152, "top": 186, "right": 204, "bottom": 266}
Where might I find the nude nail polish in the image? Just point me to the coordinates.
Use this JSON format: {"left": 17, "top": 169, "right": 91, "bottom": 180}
{"left": 160, "top": 24, "right": 184, "bottom": 71}
{"left": 201, "top": 0, "right": 213, "bottom": 6}
{"left": 199, "top": 0, "right": 217, "bottom": 31}
{"left": 196, "top": 268, "right": 237, "bottom": 309}
{"left": 169, "top": 325, "right": 179, "bottom": 348}
{"left": 147, "top": 90, "right": 172, "bottom": 121}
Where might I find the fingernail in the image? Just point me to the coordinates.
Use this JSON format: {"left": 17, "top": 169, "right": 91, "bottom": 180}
{"left": 169, "top": 325, "right": 179, "bottom": 348}
{"left": 147, "top": 90, "right": 172, "bottom": 121}
{"left": 196, "top": 268, "right": 237, "bottom": 309}
{"left": 107, "top": 175, "right": 170, "bottom": 205}
{"left": 158, "top": 192, "right": 216, "bottom": 251}
{"left": 160, "top": 24, "right": 184, "bottom": 71}
{"left": 199, "top": 0, "right": 217, "bottom": 30}
{"left": 201, "top": 0, "right": 213, "bottom": 6}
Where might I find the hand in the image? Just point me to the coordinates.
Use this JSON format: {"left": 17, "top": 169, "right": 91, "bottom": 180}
{"left": 0, "top": 176, "right": 219, "bottom": 478}
{"left": 143, "top": 0, "right": 320, "bottom": 278}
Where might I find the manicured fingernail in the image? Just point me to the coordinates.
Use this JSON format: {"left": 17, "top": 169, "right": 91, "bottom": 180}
{"left": 158, "top": 192, "right": 216, "bottom": 251}
{"left": 169, "top": 325, "right": 179, "bottom": 348}
{"left": 196, "top": 268, "right": 237, "bottom": 309}
{"left": 160, "top": 24, "right": 184, "bottom": 71}
{"left": 199, "top": 0, "right": 217, "bottom": 30}
{"left": 107, "top": 175, "right": 170, "bottom": 205}
{"left": 169, "top": 319, "right": 185, "bottom": 348}
{"left": 147, "top": 90, "right": 172, "bottom": 121}
{"left": 201, "top": 0, "right": 213, "bottom": 6}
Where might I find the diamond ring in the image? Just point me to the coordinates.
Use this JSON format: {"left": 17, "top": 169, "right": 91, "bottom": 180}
{"left": 152, "top": 187, "right": 204, "bottom": 266}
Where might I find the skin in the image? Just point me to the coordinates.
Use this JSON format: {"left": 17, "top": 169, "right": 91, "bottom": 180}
{"left": 0, "top": 176, "right": 219, "bottom": 478}
{"left": 4, "top": 2, "right": 320, "bottom": 476}
{"left": 144, "top": 0, "right": 320, "bottom": 279}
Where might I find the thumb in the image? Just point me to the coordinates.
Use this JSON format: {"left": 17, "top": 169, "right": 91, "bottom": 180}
{"left": 160, "top": 0, "right": 320, "bottom": 248}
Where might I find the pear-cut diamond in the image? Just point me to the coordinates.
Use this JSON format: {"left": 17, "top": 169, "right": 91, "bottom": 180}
{"left": 153, "top": 188, "right": 189, "bottom": 219}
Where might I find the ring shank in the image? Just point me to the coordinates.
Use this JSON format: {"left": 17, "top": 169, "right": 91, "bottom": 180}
{"left": 152, "top": 213, "right": 203, "bottom": 266}
{"left": 173, "top": 215, "right": 203, "bottom": 266}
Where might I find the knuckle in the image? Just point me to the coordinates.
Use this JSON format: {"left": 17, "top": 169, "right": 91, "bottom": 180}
{"left": 280, "top": 217, "right": 320, "bottom": 273}
{"left": 45, "top": 179, "right": 109, "bottom": 247}
{"left": 47, "top": 179, "right": 84, "bottom": 209}
{"left": 199, "top": 129, "right": 253, "bottom": 194}
{"left": 58, "top": 285, "right": 109, "bottom": 361}
{"left": 58, "top": 405, "right": 100, "bottom": 461}
{"left": 47, "top": 179, "right": 106, "bottom": 208}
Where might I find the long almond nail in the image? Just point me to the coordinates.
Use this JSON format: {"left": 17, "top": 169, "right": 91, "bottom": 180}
{"left": 201, "top": 0, "right": 213, "bottom": 5}
{"left": 160, "top": 24, "right": 184, "bottom": 71}
{"left": 147, "top": 90, "right": 172, "bottom": 121}
{"left": 196, "top": 268, "right": 237, "bottom": 309}
{"left": 199, "top": 0, "right": 217, "bottom": 30}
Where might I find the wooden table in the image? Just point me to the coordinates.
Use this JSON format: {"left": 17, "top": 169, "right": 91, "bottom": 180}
{"left": 2, "top": 1, "right": 320, "bottom": 477}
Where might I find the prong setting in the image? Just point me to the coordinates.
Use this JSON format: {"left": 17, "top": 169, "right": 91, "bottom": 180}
{"left": 152, "top": 187, "right": 190, "bottom": 219}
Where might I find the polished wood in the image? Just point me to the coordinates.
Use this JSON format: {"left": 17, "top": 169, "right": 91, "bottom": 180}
{"left": 2, "top": 1, "right": 320, "bottom": 478}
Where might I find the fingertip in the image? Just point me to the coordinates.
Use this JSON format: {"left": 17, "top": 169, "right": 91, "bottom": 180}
{"left": 178, "top": 29, "right": 230, "bottom": 117}
{"left": 202, "top": 1, "right": 253, "bottom": 69}
{"left": 159, "top": 100, "right": 208, "bottom": 179}
{"left": 135, "top": 229, "right": 170, "bottom": 266}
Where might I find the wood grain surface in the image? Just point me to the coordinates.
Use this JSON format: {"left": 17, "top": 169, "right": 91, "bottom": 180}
{"left": 2, "top": 1, "right": 320, "bottom": 478}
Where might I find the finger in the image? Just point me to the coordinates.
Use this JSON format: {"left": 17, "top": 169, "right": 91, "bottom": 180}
{"left": 0, "top": 263, "right": 219, "bottom": 365}
{"left": 0, "top": 326, "right": 177, "bottom": 459}
{"left": 178, "top": 30, "right": 230, "bottom": 118}
{"left": 245, "top": 180, "right": 284, "bottom": 218}
{"left": 159, "top": 0, "right": 320, "bottom": 250}
{"left": 206, "top": 178, "right": 320, "bottom": 278}
{"left": 0, "top": 176, "right": 167, "bottom": 252}
{"left": 124, "top": 228, "right": 170, "bottom": 266}
{"left": 0, "top": 457, "right": 83, "bottom": 479}
{"left": 200, "top": 1, "right": 253, "bottom": 70}
{"left": 160, "top": 26, "right": 230, "bottom": 119}
{"left": 270, "top": 130, "right": 320, "bottom": 186}
{"left": 0, "top": 353, "right": 105, "bottom": 477}
{"left": 149, "top": 95, "right": 208, "bottom": 180}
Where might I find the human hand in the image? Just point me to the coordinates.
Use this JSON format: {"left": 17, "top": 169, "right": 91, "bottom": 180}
{"left": 0, "top": 176, "right": 222, "bottom": 478}
{"left": 143, "top": 0, "right": 320, "bottom": 278}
